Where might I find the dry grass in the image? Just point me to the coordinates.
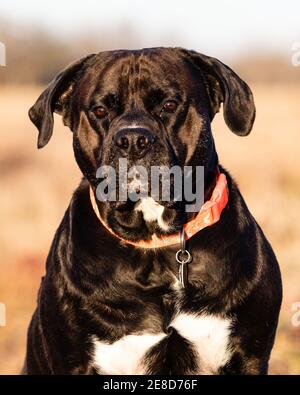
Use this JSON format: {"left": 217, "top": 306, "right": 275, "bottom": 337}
{"left": 0, "top": 84, "right": 299, "bottom": 374}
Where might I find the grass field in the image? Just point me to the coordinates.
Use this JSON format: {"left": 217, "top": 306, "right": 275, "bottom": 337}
{"left": 0, "top": 84, "right": 299, "bottom": 374}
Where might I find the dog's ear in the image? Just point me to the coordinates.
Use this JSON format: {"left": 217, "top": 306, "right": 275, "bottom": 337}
{"left": 181, "top": 49, "right": 255, "bottom": 136}
{"left": 29, "top": 54, "right": 96, "bottom": 148}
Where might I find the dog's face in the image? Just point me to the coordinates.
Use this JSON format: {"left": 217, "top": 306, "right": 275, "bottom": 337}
{"left": 29, "top": 48, "right": 255, "bottom": 242}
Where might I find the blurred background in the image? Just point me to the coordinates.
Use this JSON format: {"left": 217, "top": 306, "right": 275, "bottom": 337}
{"left": 0, "top": 0, "right": 299, "bottom": 374}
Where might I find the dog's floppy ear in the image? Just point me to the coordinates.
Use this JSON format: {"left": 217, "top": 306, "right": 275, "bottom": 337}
{"left": 29, "top": 54, "right": 96, "bottom": 148}
{"left": 181, "top": 49, "right": 255, "bottom": 136}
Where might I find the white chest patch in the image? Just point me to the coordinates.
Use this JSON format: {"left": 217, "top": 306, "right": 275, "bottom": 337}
{"left": 92, "top": 333, "right": 165, "bottom": 375}
{"left": 171, "top": 313, "right": 233, "bottom": 374}
{"left": 91, "top": 313, "right": 233, "bottom": 375}
{"left": 135, "top": 197, "right": 169, "bottom": 231}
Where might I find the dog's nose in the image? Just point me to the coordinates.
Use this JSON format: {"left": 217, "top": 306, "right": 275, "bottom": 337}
{"left": 114, "top": 128, "right": 156, "bottom": 158}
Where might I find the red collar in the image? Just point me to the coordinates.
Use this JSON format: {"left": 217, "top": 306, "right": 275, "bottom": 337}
{"left": 89, "top": 170, "right": 228, "bottom": 249}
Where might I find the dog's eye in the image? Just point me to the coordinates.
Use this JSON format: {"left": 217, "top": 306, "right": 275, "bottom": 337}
{"left": 162, "top": 100, "right": 178, "bottom": 113}
{"left": 94, "top": 106, "right": 108, "bottom": 119}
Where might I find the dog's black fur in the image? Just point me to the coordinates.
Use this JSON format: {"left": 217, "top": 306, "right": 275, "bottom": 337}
{"left": 24, "top": 48, "right": 282, "bottom": 375}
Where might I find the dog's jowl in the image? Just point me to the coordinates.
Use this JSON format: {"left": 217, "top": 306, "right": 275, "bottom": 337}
{"left": 24, "top": 47, "right": 282, "bottom": 375}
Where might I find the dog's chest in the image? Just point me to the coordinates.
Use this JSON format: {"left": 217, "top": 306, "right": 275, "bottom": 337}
{"left": 91, "top": 312, "right": 233, "bottom": 375}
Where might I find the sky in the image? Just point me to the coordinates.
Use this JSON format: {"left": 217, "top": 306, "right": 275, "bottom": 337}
{"left": 0, "top": 0, "right": 299, "bottom": 60}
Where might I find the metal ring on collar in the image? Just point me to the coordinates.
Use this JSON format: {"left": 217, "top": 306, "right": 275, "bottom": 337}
{"left": 176, "top": 249, "right": 191, "bottom": 264}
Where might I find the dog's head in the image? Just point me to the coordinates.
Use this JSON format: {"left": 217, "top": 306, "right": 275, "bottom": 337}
{"left": 29, "top": 48, "right": 255, "bottom": 242}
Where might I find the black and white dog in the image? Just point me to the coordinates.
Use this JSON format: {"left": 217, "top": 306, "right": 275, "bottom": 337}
{"left": 24, "top": 48, "right": 282, "bottom": 375}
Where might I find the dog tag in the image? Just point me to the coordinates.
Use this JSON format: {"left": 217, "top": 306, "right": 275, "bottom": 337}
{"left": 176, "top": 249, "right": 191, "bottom": 288}
{"left": 178, "top": 262, "right": 188, "bottom": 288}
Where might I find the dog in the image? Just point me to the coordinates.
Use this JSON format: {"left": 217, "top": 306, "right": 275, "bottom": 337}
{"left": 23, "top": 47, "right": 282, "bottom": 375}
